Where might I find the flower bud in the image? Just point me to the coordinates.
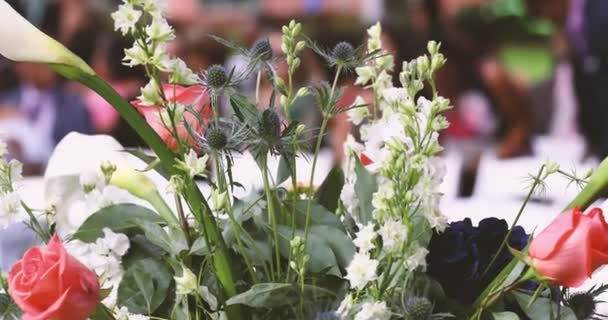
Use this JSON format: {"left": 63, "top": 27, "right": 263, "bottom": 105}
{"left": 100, "top": 161, "right": 117, "bottom": 183}
{"left": 295, "top": 41, "right": 306, "bottom": 52}
{"left": 296, "top": 87, "right": 309, "bottom": 98}
{"left": 174, "top": 265, "right": 198, "bottom": 295}
{"left": 427, "top": 41, "right": 440, "bottom": 55}
{"left": 295, "top": 124, "right": 306, "bottom": 137}
{"left": 211, "top": 188, "right": 228, "bottom": 212}
{"left": 292, "top": 22, "right": 302, "bottom": 36}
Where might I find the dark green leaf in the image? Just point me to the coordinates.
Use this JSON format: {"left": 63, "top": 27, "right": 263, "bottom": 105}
{"left": 309, "top": 225, "right": 355, "bottom": 269}
{"left": 226, "top": 283, "right": 334, "bottom": 308}
{"left": 314, "top": 166, "right": 345, "bottom": 212}
{"left": 492, "top": 311, "right": 519, "bottom": 320}
{"left": 276, "top": 155, "right": 294, "bottom": 186}
{"left": 0, "top": 294, "right": 22, "bottom": 320}
{"left": 135, "top": 220, "right": 188, "bottom": 257}
{"left": 354, "top": 157, "right": 377, "bottom": 224}
{"left": 293, "top": 200, "right": 344, "bottom": 231}
{"left": 72, "top": 204, "right": 164, "bottom": 243}
{"left": 512, "top": 291, "right": 577, "bottom": 320}
{"left": 230, "top": 93, "right": 258, "bottom": 124}
{"left": 118, "top": 258, "right": 172, "bottom": 315}
{"left": 276, "top": 225, "right": 340, "bottom": 276}
{"left": 89, "top": 304, "right": 116, "bottom": 320}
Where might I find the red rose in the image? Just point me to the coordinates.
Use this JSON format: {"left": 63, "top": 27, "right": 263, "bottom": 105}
{"left": 529, "top": 207, "right": 608, "bottom": 287}
{"left": 132, "top": 84, "right": 212, "bottom": 152}
{"left": 8, "top": 235, "right": 100, "bottom": 320}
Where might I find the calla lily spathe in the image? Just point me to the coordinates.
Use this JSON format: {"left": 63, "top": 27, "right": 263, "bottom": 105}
{"left": 0, "top": 0, "right": 94, "bottom": 75}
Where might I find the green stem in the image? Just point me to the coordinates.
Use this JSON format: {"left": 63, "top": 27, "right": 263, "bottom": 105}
{"left": 21, "top": 201, "right": 50, "bottom": 243}
{"left": 53, "top": 70, "right": 240, "bottom": 317}
{"left": 262, "top": 154, "right": 282, "bottom": 279}
{"left": 481, "top": 165, "right": 545, "bottom": 279}
{"left": 256, "top": 71, "right": 262, "bottom": 105}
{"left": 566, "top": 156, "right": 608, "bottom": 210}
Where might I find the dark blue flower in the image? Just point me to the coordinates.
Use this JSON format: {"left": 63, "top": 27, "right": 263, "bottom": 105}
{"left": 426, "top": 218, "right": 529, "bottom": 304}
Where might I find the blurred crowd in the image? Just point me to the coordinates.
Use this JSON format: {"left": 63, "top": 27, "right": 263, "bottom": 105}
{"left": 1, "top": 0, "right": 607, "bottom": 178}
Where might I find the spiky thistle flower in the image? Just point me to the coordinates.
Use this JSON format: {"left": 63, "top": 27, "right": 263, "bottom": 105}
{"left": 565, "top": 284, "right": 608, "bottom": 320}
{"left": 192, "top": 118, "right": 250, "bottom": 157}
{"left": 246, "top": 107, "right": 310, "bottom": 160}
{"left": 209, "top": 35, "right": 277, "bottom": 76}
{"left": 308, "top": 39, "right": 382, "bottom": 71}
{"left": 199, "top": 64, "right": 246, "bottom": 97}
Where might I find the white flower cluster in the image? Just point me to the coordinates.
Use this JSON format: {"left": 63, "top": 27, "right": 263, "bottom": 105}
{"left": 112, "top": 0, "right": 199, "bottom": 106}
{"left": 339, "top": 25, "right": 451, "bottom": 317}
{"left": 115, "top": 306, "right": 150, "bottom": 320}
{"left": 62, "top": 168, "right": 132, "bottom": 233}
{"left": 66, "top": 228, "right": 130, "bottom": 308}
{"left": 0, "top": 141, "right": 25, "bottom": 229}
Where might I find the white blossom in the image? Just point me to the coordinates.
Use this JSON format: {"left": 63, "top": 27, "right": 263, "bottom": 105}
{"left": 353, "top": 223, "right": 376, "bottom": 253}
{"left": 184, "top": 149, "right": 209, "bottom": 178}
{"left": 145, "top": 17, "right": 175, "bottom": 43}
{"left": 354, "top": 301, "right": 391, "bottom": 320}
{"left": 340, "top": 182, "right": 359, "bottom": 218}
{"left": 137, "top": 0, "right": 168, "bottom": 17}
{"left": 115, "top": 306, "right": 150, "bottom": 320}
{"left": 123, "top": 41, "right": 148, "bottom": 67}
{"left": 79, "top": 170, "right": 106, "bottom": 193}
{"left": 175, "top": 265, "right": 198, "bottom": 295}
{"left": 0, "top": 191, "right": 23, "bottom": 228}
{"left": 166, "top": 58, "right": 199, "bottom": 85}
{"left": 345, "top": 253, "right": 378, "bottom": 290}
{"left": 355, "top": 66, "right": 374, "bottom": 85}
{"left": 137, "top": 79, "right": 161, "bottom": 106}
{"left": 378, "top": 218, "right": 408, "bottom": 253}
{"left": 336, "top": 294, "right": 355, "bottom": 317}
{"left": 382, "top": 87, "right": 407, "bottom": 106}
{"left": 405, "top": 245, "right": 429, "bottom": 271}
{"left": 111, "top": 4, "right": 142, "bottom": 36}
{"left": 347, "top": 96, "right": 370, "bottom": 126}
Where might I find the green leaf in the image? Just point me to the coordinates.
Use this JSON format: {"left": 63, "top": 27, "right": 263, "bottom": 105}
{"left": 293, "top": 200, "right": 344, "bottom": 231}
{"left": 276, "top": 225, "right": 341, "bottom": 276}
{"left": 354, "top": 157, "right": 377, "bottom": 224}
{"left": 226, "top": 283, "right": 333, "bottom": 308}
{"left": 118, "top": 258, "right": 172, "bottom": 315}
{"left": 492, "top": 311, "right": 519, "bottom": 320}
{"left": 135, "top": 219, "right": 188, "bottom": 257}
{"left": 314, "top": 166, "right": 345, "bottom": 212}
{"left": 230, "top": 93, "right": 259, "bottom": 124}
{"left": 0, "top": 294, "right": 22, "bottom": 320}
{"left": 189, "top": 237, "right": 209, "bottom": 256}
{"left": 89, "top": 304, "right": 116, "bottom": 320}
{"left": 511, "top": 291, "right": 577, "bottom": 320}
{"left": 72, "top": 204, "right": 164, "bottom": 242}
{"left": 276, "top": 155, "right": 294, "bottom": 186}
{"left": 309, "top": 225, "right": 355, "bottom": 269}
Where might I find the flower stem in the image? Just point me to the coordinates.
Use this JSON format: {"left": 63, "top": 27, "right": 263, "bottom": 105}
{"left": 481, "top": 165, "right": 545, "bottom": 280}
{"left": 262, "top": 153, "right": 282, "bottom": 279}
{"left": 256, "top": 71, "right": 262, "bottom": 105}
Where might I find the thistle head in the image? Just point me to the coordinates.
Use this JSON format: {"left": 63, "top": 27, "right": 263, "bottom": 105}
{"left": 403, "top": 296, "right": 433, "bottom": 320}
{"left": 332, "top": 41, "right": 355, "bottom": 62}
{"left": 250, "top": 38, "right": 273, "bottom": 61}
{"left": 205, "top": 127, "right": 228, "bottom": 151}
{"left": 206, "top": 64, "right": 228, "bottom": 89}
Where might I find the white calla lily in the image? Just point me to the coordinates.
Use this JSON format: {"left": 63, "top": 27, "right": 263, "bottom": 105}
{"left": 0, "top": 0, "right": 94, "bottom": 75}
{"left": 44, "top": 133, "right": 175, "bottom": 234}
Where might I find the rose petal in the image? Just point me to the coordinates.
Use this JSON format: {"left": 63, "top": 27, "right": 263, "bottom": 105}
{"left": 529, "top": 208, "right": 579, "bottom": 259}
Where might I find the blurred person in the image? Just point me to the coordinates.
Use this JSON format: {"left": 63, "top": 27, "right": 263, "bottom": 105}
{"left": 528, "top": 0, "right": 608, "bottom": 160}
{"left": 420, "top": 0, "right": 533, "bottom": 158}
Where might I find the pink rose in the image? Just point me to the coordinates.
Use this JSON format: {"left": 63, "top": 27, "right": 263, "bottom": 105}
{"left": 132, "top": 84, "right": 212, "bottom": 152}
{"left": 8, "top": 235, "right": 100, "bottom": 320}
{"left": 529, "top": 207, "right": 608, "bottom": 287}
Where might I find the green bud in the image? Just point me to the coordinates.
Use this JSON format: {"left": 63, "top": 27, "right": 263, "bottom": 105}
{"left": 289, "top": 20, "right": 296, "bottom": 29}
{"left": 295, "top": 40, "right": 306, "bottom": 52}
{"left": 295, "top": 123, "right": 306, "bottom": 137}
{"left": 293, "top": 57, "right": 301, "bottom": 69}
{"left": 174, "top": 265, "right": 198, "bottom": 296}
{"left": 280, "top": 95, "right": 288, "bottom": 108}
{"left": 427, "top": 40, "right": 440, "bottom": 55}
{"left": 282, "top": 25, "right": 290, "bottom": 35}
{"left": 211, "top": 188, "right": 228, "bottom": 212}
{"left": 431, "top": 54, "right": 446, "bottom": 72}
{"left": 405, "top": 190, "right": 414, "bottom": 203}
{"left": 100, "top": 160, "right": 117, "bottom": 183}
{"left": 295, "top": 87, "right": 309, "bottom": 98}
{"left": 292, "top": 22, "right": 302, "bottom": 36}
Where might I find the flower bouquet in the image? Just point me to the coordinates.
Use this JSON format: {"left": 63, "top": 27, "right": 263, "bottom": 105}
{"left": 1, "top": 1, "right": 608, "bottom": 319}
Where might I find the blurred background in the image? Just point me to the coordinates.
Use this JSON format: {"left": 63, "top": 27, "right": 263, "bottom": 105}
{"left": 0, "top": 0, "right": 607, "bottom": 210}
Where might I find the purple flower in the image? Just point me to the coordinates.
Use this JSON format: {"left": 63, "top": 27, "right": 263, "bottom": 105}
{"left": 427, "top": 218, "right": 528, "bottom": 304}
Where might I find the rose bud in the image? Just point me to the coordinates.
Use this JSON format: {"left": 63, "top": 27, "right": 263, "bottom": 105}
{"left": 131, "top": 84, "right": 212, "bottom": 152}
{"left": 8, "top": 235, "right": 100, "bottom": 320}
{"left": 528, "top": 207, "right": 608, "bottom": 287}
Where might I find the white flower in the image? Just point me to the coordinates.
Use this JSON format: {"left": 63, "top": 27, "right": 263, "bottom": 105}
{"left": 354, "top": 301, "right": 391, "bottom": 320}
{"left": 353, "top": 223, "right": 376, "bottom": 253}
{"left": 137, "top": 79, "right": 161, "bottom": 106}
{"left": 355, "top": 66, "right": 374, "bottom": 85}
{"left": 175, "top": 265, "right": 198, "bottom": 295}
{"left": 0, "top": 191, "right": 23, "bottom": 228}
{"left": 340, "top": 182, "right": 359, "bottom": 218}
{"left": 405, "top": 245, "right": 429, "bottom": 271}
{"left": 382, "top": 87, "right": 407, "bottom": 105}
{"left": 0, "top": 1, "right": 94, "bottom": 74}
{"left": 345, "top": 253, "right": 378, "bottom": 290}
{"left": 371, "top": 183, "right": 394, "bottom": 212}
{"left": 123, "top": 41, "right": 148, "bottom": 67}
{"left": 211, "top": 188, "right": 228, "bottom": 212}
{"left": 115, "top": 306, "right": 150, "bottom": 320}
{"left": 111, "top": 4, "right": 142, "bottom": 36}
{"left": 347, "top": 96, "right": 370, "bottom": 125}
{"left": 166, "top": 58, "right": 199, "bottom": 85}
{"left": 378, "top": 218, "right": 408, "bottom": 253}
{"left": 336, "top": 294, "right": 355, "bottom": 317}
{"left": 427, "top": 213, "right": 448, "bottom": 232}
{"left": 145, "top": 17, "right": 175, "bottom": 42}
{"left": 8, "top": 159, "right": 22, "bottom": 184}
{"left": 99, "top": 228, "right": 130, "bottom": 257}
{"left": 184, "top": 149, "right": 209, "bottom": 178}
{"left": 138, "top": 0, "right": 168, "bottom": 17}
